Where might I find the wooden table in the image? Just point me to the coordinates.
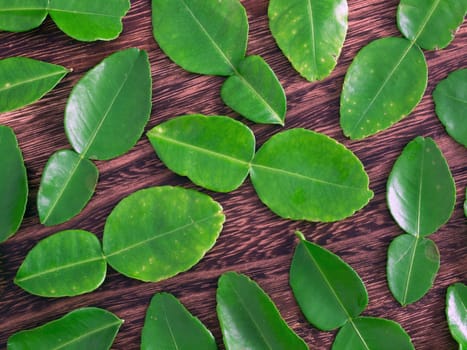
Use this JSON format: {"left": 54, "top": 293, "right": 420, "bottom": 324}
{"left": 0, "top": 1, "right": 465, "bottom": 349}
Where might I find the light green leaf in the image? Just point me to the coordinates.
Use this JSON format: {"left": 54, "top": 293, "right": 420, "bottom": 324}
{"left": 446, "top": 283, "right": 467, "bottom": 347}
{"left": 37, "top": 149, "right": 99, "bottom": 226}
{"left": 0, "top": 0, "right": 48, "bottom": 32}
{"left": 387, "top": 137, "right": 455, "bottom": 237}
{"left": 0, "top": 57, "right": 68, "bottom": 113}
{"left": 48, "top": 0, "right": 130, "bottom": 41}
{"left": 7, "top": 307, "right": 122, "bottom": 350}
{"left": 268, "top": 0, "right": 348, "bottom": 81}
{"left": 15, "top": 230, "right": 106, "bottom": 297}
{"left": 340, "top": 37, "right": 427, "bottom": 140}
{"left": 147, "top": 114, "right": 255, "bottom": 193}
{"left": 103, "top": 186, "right": 225, "bottom": 282}
{"left": 433, "top": 69, "right": 467, "bottom": 147}
{"left": 221, "top": 55, "right": 286, "bottom": 125}
{"left": 332, "top": 317, "right": 414, "bottom": 350}
{"left": 65, "top": 48, "right": 151, "bottom": 160}
{"left": 250, "top": 128, "right": 373, "bottom": 222}
{"left": 217, "top": 271, "right": 309, "bottom": 350}
{"left": 0, "top": 126, "right": 28, "bottom": 242}
{"left": 141, "top": 293, "right": 217, "bottom": 350}
{"left": 387, "top": 234, "right": 440, "bottom": 306}
{"left": 152, "top": 0, "right": 248, "bottom": 76}
{"left": 397, "top": 0, "right": 467, "bottom": 50}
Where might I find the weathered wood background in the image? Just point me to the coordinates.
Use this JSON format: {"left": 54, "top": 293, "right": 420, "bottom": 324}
{"left": 0, "top": 0, "right": 466, "bottom": 349}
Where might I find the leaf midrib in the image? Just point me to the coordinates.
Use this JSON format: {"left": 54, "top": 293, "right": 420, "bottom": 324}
{"left": 348, "top": 318, "right": 371, "bottom": 350}
{"left": 161, "top": 302, "right": 181, "bottom": 350}
{"left": 401, "top": 235, "right": 420, "bottom": 305}
{"left": 0, "top": 70, "right": 66, "bottom": 94}
{"left": 0, "top": 7, "right": 122, "bottom": 18}
{"left": 305, "top": 0, "right": 319, "bottom": 76}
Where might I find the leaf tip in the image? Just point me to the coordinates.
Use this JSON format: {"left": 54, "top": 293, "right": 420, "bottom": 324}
{"left": 294, "top": 231, "right": 306, "bottom": 242}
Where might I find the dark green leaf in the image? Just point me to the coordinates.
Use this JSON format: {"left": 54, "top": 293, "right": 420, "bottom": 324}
{"left": 250, "top": 128, "right": 373, "bottom": 222}
{"left": 340, "top": 37, "right": 427, "bottom": 139}
{"left": 387, "top": 234, "right": 440, "bottom": 306}
{"left": 7, "top": 307, "right": 122, "bottom": 350}
{"left": 147, "top": 114, "right": 255, "bottom": 192}
{"left": 152, "top": 0, "right": 248, "bottom": 76}
{"left": 387, "top": 137, "right": 455, "bottom": 237}
{"left": 0, "top": 57, "right": 68, "bottom": 113}
{"left": 268, "top": 0, "right": 348, "bottom": 81}
{"left": 446, "top": 283, "right": 467, "bottom": 347}
{"left": 0, "top": 0, "right": 48, "bottom": 32}
{"left": 15, "top": 230, "right": 106, "bottom": 297}
{"left": 221, "top": 55, "right": 286, "bottom": 125}
{"left": 141, "top": 293, "right": 217, "bottom": 350}
{"left": 103, "top": 186, "right": 225, "bottom": 282}
{"left": 217, "top": 271, "right": 308, "bottom": 350}
{"left": 0, "top": 125, "right": 28, "bottom": 242}
{"left": 290, "top": 231, "right": 367, "bottom": 330}
{"left": 37, "top": 150, "right": 99, "bottom": 226}
{"left": 65, "top": 48, "right": 151, "bottom": 160}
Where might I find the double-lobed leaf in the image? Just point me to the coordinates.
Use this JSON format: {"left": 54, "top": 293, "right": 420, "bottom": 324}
{"left": 103, "top": 186, "right": 225, "bottom": 282}
{"left": 7, "top": 307, "right": 122, "bottom": 350}
{"left": 0, "top": 0, "right": 48, "bottom": 32}
{"left": 0, "top": 126, "right": 28, "bottom": 242}
{"left": 268, "top": 0, "right": 348, "bottom": 81}
{"left": 217, "top": 271, "right": 308, "bottom": 350}
{"left": 0, "top": 57, "right": 68, "bottom": 113}
{"left": 15, "top": 230, "right": 106, "bottom": 297}
{"left": 141, "top": 293, "right": 217, "bottom": 350}
{"left": 446, "top": 283, "right": 467, "bottom": 347}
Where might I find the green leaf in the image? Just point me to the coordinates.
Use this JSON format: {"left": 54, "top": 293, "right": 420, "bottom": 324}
{"left": 332, "top": 317, "right": 414, "bottom": 350}
{"left": 387, "top": 136, "right": 455, "bottom": 237}
{"left": 397, "top": 0, "right": 467, "bottom": 50}
{"left": 0, "top": 126, "right": 28, "bottom": 242}
{"left": 221, "top": 55, "right": 286, "bottom": 125}
{"left": 15, "top": 230, "right": 106, "bottom": 297}
{"left": 65, "top": 48, "right": 151, "bottom": 160}
{"left": 290, "top": 231, "right": 368, "bottom": 330}
{"left": 48, "top": 0, "right": 130, "bottom": 42}
{"left": 0, "top": 0, "right": 48, "bottom": 32}
{"left": 465, "top": 188, "right": 467, "bottom": 218}
{"left": 7, "top": 307, "right": 122, "bottom": 350}
{"left": 217, "top": 272, "right": 309, "bottom": 350}
{"left": 446, "top": 283, "right": 467, "bottom": 347}
{"left": 387, "top": 234, "right": 440, "bottom": 306}
{"left": 268, "top": 0, "right": 348, "bottom": 81}
{"left": 141, "top": 292, "right": 217, "bottom": 350}
{"left": 433, "top": 69, "right": 467, "bottom": 147}
{"left": 37, "top": 150, "right": 99, "bottom": 226}
{"left": 147, "top": 114, "right": 255, "bottom": 192}
{"left": 0, "top": 57, "right": 68, "bottom": 113}
{"left": 340, "top": 37, "right": 427, "bottom": 140}
{"left": 103, "top": 186, "right": 225, "bottom": 282}
{"left": 250, "top": 128, "right": 373, "bottom": 222}
{"left": 152, "top": 0, "right": 248, "bottom": 76}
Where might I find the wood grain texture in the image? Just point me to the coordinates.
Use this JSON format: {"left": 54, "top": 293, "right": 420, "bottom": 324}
{"left": 0, "top": 0, "right": 466, "bottom": 349}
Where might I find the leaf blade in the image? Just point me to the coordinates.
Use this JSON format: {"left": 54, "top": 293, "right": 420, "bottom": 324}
{"left": 446, "top": 283, "right": 467, "bottom": 347}
{"left": 0, "top": 0, "right": 48, "bottom": 32}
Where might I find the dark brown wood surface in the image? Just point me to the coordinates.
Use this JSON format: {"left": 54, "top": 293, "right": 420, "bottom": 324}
{"left": 0, "top": 1, "right": 466, "bottom": 349}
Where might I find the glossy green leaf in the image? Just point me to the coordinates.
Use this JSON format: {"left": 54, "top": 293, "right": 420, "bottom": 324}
{"left": 0, "top": 57, "right": 68, "bottom": 113}
{"left": 465, "top": 188, "right": 467, "bottom": 217}
{"left": 152, "top": 0, "right": 248, "bottom": 76}
{"left": 147, "top": 114, "right": 255, "bottom": 192}
{"left": 0, "top": 0, "right": 48, "bottom": 32}
{"left": 141, "top": 293, "right": 217, "bottom": 350}
{"left": 37, "top": 149, "right": 99, "bottom": 226}
{"left": 103, "top": 186, "right": 225, "bottom": 282}
{"left": 387, "top": 136, "right": 455, "bottom": 237}
{"left": 332, "top": 317, "right": 414, "bottom": 350}
{"left": 15, "top": 230, "right": 106, "bottom": 297}
{"left": 290, "top": 231, "right": 367, "bottom": 330}
{"left": 340, "top": 37, "right": 427, "bottom": 139}
{"left": 7, "top": 307, "right": 122, "bottom": 350}
{"left": 268, "top": 0, "right": 348, "bottom": 81}
{"left": 65, "top": 48, "right": 151, "bottom": 160}
{"left": 217, "top": 272, "right": 308, "bottom": 350}
{"left": 387, "top": 234, "right": 440, "bottom": 306}
{"left": 0, "top": 126, "right": 28, "bottom": 242}
{"left": 433, "top": 69, "right": 467, "bottom": 147}
{"left": 221, "top": 55, "right": 286, "bottom": 125}
{"left": 446, "top": 283, "right": 467, "bottom": 347}
{"left": 397, "top": 0, "right": 467, "bottom": 50}
{"left": 250, "top": 128, "right": 373, "bottom": 222}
